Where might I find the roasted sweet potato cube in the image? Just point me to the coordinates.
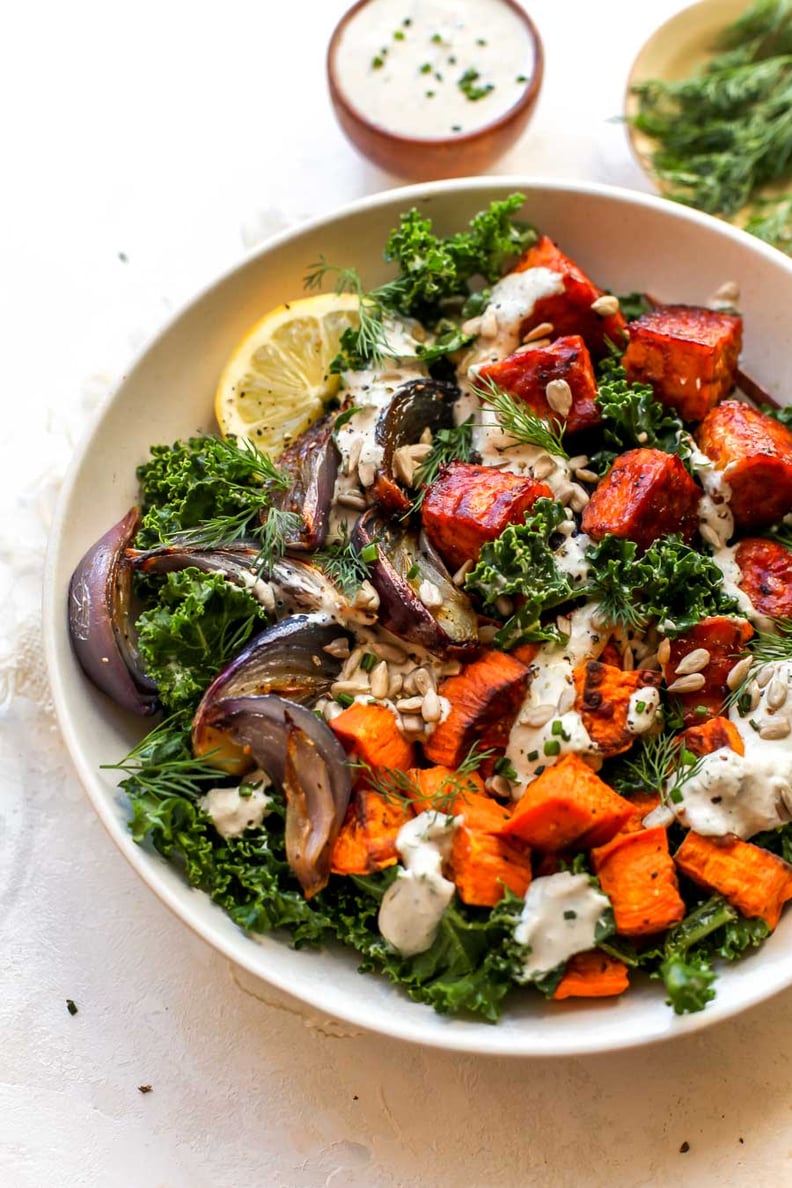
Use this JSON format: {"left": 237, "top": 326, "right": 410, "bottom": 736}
{"left": 592, "top": 826, "right": 686, "bottom": 936}
{"left": 476, "top": 334, "right": 601, "bottom": 435}
{"left": 623, "top": 304, "right": 742, "bottom": 422}
{"left": 573, "top": 661, "right": 662, "bottom": 757}
{"left": 511, "top": 235, "right": 627, "bottom": 359}
{"left": 423, "top": 650, "right": 532, "bottom": 768}
{"left": 552, "top": 950, "right": 630, "bottom": 1000}
{"left": 696, "top": 401, "right": 792, "bottom": 529}
{"left": 620, "top": 792, "right": 663, "bottom": 833}
{"left": 661, "top": 615, "right": 754, "bottom": 726}
{"left": 329, "top": 703, "right": 415, "bottom": 771}
{"left": 330, "top": 788, "right": 412, "bottom": 876}
{"left": 449, "top": 827, "right": 532, "bottom": 907}
{"left": 404, "top": 765, "right": 495, "bottom": 816}
{"left": 420, "top": 461, "right": 552, "bottom": 570}
{"left": 581, "top": 448, "right": 700, "bottom": 550}
{"left": 736, "top": 537, "right": 792, "bottom": 619}
{"left": 501, "top": 754, "right": 635, "bottom": 851}
{"left": 678, "top": 715, "right": 744, "bottom": 758}
{"left": 674, "top": 831, "right": 792, "bottom": 929}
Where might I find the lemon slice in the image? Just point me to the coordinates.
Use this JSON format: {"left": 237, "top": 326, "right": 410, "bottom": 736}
{"left": 214, "top": 292, "right": 361, "bottom": 456}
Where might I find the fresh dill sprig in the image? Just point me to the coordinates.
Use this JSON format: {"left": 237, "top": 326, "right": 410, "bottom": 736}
{"left": 170, "top": 506, "right": 263, "bottom": 550}
{"left": 304, "top": 259, "right": 391, "bottom": 371}
{"left": 258, "top": 507, "right": 304, "bottom": 565}
{"left": 743, "top": 194, "right": 792, "bottom": 251}
{"left": 627, "top": 0, "right": 792, "bottom": 252}
{"left": 102, "top": 718, "right": 223, "bottom": 801}
{"left": 611, "top": 730, "right": 703, "bottom": 805}
{"left": 355, "top": 743, "right": 496, "bottom": 814}
{"left": 411, "top": 417, "right": 475, "bottom": 509}
{"left": 218, "top": 435, "right": 292, "bottom": 489}
{"left": 315, "top": 525, "right": 371, "bottom": 596}
{"left": 727, "top": 616, "right": 792, "bottom": 711}
{"left": 474, "top": 375, "right": 569, "bottom": 459}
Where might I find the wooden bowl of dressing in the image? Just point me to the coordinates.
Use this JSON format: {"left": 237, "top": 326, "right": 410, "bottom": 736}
{"left": 327, "top": 0, "right": 544, "bottom": 180}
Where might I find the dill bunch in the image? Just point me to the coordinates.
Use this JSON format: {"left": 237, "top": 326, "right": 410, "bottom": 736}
{"left": 629, "top": 0, "right": 792, "bottom": 251}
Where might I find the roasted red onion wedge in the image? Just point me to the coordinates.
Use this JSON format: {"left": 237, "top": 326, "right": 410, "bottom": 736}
{"left": 191, "top": 616, "right": 350, "bottom": 761}
{"left": 375, "top": 377, "right": 457, "bottom": 475}
{"left": 273, "top": 414, "right": 338, "bottom": 551}
{"left": 352, "top": 508, "right": 479, "bottom": 658}
{"left": 201, "top": 695, "right": 351, "bottom": 896}
{"left": 68, "top": 508, "right": 159, "bottom": 715}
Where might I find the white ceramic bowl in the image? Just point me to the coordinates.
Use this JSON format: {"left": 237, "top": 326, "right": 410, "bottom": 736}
{"left": 44, "top": 178, "right": 792, "bottom": 1056}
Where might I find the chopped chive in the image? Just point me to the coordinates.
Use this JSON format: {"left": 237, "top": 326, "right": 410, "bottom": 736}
{"left": 407, "top": 563, "right": 420, "bottom": 579}
{"left": 527, "top": 749, "right": 539, "bottom": 762}
{"left": 635, "top": 700, "right": 646, "bottom": 714}
{"left": 360, "top": 652, "right": 378, "bottom": 673}
{"left": 335, "top": 692, "right": 355, "bottom": 708}
{"left": 563, "top": 910, "right": 577, "bottom": 921}
{"left": 360, "top": 543, "right": 379, "bottom": 563}
{"left": 420, "top": 62, "right": 431, "bottom": 74}
{"left": 670, "top": 787, "right": 684, "bottom": 804}
{"left": 543, "top": 739, "right": 561, "bottom": 757}
{"left": 551, "top": 719, "right": 563, "bottom": 736}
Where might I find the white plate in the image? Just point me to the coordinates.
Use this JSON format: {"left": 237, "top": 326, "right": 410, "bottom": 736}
{"left": 43, "top": 177, "right": 792, "bottom": 1056}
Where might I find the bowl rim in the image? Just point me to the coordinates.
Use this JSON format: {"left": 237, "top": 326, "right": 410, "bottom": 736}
{"left": 326, "top": 0, "right": 544, "bottom": 149}
{"left": 43, "top": 175, "right": 792, "bottom": 1057}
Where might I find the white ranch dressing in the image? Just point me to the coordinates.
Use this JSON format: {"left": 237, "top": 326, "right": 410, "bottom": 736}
{"left": 333, "top": 0, "right": 537, "bottom": 139}
{"left": 378, "top": 811, "right": 460, "bottom": 956}
{"left": 669, "top": 659, "right": 792, "bottom": 838}
{"left": 505, "top": 604, "right": 606, "bottom": 792}
{"left": 514, "top": 871, "right": 610, "bottom": 981}
{"left": 627, "top": 686, "right": 661, "bottom": 735}
{"left": 201, "top": 774, "right": 273, "bottom": 839}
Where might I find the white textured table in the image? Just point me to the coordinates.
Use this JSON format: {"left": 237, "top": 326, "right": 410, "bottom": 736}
{"left": 4, "top": 2, "right": 790, "bottom": 1184}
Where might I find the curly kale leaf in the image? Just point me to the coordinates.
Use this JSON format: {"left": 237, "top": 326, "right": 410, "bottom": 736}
{"left": 591, "top": 358, "right": 690, "bottom": 475}
{"left": 464, "top": 498, "right": 574, "bottom": 648}
{"left": 585, "top": 533, "right": 738, "bottom": 634}
{"left": 135, "top": 435, "right": 288, "bottom": 548}
{"left": 660, "top": 951, "right": 718, "bottom": 1014}
{"left": 136, "top": 568, "right": 267, "bottom": 713}
{"left": 311, "top": 195, "right": 537, "bottom": 371}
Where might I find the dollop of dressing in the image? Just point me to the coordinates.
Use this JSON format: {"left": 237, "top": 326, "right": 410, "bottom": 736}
{"left": 514, "top": 871, "right": 610, "bottom": 981}
{"left": 378, "top": 811, "right": 459, "bottom": 957}
{"left": 627, "top": 687, "right": 661, "bottom": 735}
{"left": 201, "top": 773, "right": 273, "bottom": 839}
{"left": 671, "top": 660, "right": 792, "bottom": 838}
{"left": 505, "top": 604, "right": 606, "bottom": 791}
{"left": 333, "top": 0, "right": 537, "bottom": 140}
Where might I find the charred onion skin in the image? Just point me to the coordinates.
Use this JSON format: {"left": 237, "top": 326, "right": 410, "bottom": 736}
{"left": 375, "top": 377, "right": 458, "bottom": 474}
{"left": 352, "top": 508, "right": 479, "bottom": 659}
{"left": 201, "top": 695, "right": 351, "bottom": 896}
{"left": 191, "top": 615, "right": 350, "bottom": 759}
{"left": 273, "top": 414, "right": 338, "bottom": 551}
{"left": 68, "top": 508, "right": 159, "bottom": 715}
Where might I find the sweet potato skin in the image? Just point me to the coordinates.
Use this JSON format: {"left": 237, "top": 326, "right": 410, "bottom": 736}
{"left": 623, "top": 304, "right": 742, "bottom": 422}
{"left": 661, "top": 616, "right": 754, "bottom": 726}
{"left": 331, "top": 787, "right": 411, "bottom": 875}
{"left": 674, "top": 831, "right": 792, "bottom": 929}
{"left": 678, "top": 715, "right": 744, "bottom": 758}
{"left": 592, "top": 826, "right": 686, "bottom": 936}
{"left": 581, "top": 448, "right": 701, "bottom": 550}
{"left": 476, "top": 334, "right": 601, "bottom": 434}
{"left": 421, "top": 461, "right": 552, "bottom": 570}
{"left": 424, "top": 650, "right": 532, "bottom": 768}
{"left": 329, "top": 703, "right": 415, "bottom": 771}
{"left": 574, "top": 661, "right": 662, "bottom": 757}
{"left": 696, "top": 401, "right": 792, "bottom": 529}
{"left": 501, "top": 754, "right": 636, "bottom": 851}
{"left": 736, "top": 537, "right": 792, "bottom": 619}
{"left": 512, "top": 236, "right": 627, "bottom": 359}
{"left": 552, "top": 950, "right": 630, "bottom": 1000}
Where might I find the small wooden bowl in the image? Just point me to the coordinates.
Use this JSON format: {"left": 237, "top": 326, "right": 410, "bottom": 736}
{"left": 327, "top": 0, "right": 544, "bottom": 181}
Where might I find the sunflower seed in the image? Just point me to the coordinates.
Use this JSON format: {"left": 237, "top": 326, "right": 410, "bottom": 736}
{"left": 657, "top": 638, "right": 671, "bottom": 665}
{"left": 388, "top": 672, "right": 404, "bottom": 699}
{"left": 396, "top": 696, "right": 424, "bottom": 713}
{"left": 566, "top": 454, "right": 589, "bottom": 470}
{"left": 421, "top": 689, "right": 442, "bottom": 722}
{"left": 337, "top": 490, "right": 367, "bottom": 510}
{"left": 520, "top": 703, "right": 556, "bottom": 728}
{"left": 590, "top": 294, "right": 620, "bottom": 317}
{"left": 557, "top": 685, "right": 576, "bottom": 714}
{"left": 699, "top": 524, "right": 722, "bottom": 549}
{"left": 756, "top": 665, "right": 773, "bottom": 688}
{"left": 621, "top": 646, "right": 635, "bottom": 672}
{"left": 545, "top": 379, "right": 573, "bottom": 416}
{"left": 353, "top": 581, "right": 380, "bottom": 611}
{"left": 675, "top": 648, "right": 711, "bottom": 676}
{"left": 574, "top": 468, "right": 600, "bottom": 485}
{"left": 418, "top": 579, "right": 443, "bottom": 609}
{"left": 372, "top": 641, "right": 408, "bottom": 664}
{"left": 566, "top": 483, "right": 590, "bottom": 512}
{"left": 495, "top": 595, "right": 514, "bottom": 617}
{"left": 452, "top": 559, "right": 473, "bottom": 587}
{"left": 413, "top": 667, "right": 436, "bottom": 695}
{"left": 344, "top": 435, "right": 363, "bottom": 476}
{"left": 760, "top": 719, "right": 791, "bottom": 740}
{"left": 323, "top": 637, "right": 351, "bottom": 659}
{"left": 478, "top": 624, "right": 498, "bottom": 643}
{"left": 666, "top": 673, "right": 706, "bottom": 694}
{"left": 331, "top": 678, "right": 370, "bottom": 696}
{"left": 523, "top": 320, "right": 554, "bottom": 343}
{"left": 370, "top": 660, "right": 390, "bottom": 700}
{"left": 400, "top": 714, "right": 425, "bottom": 735}
{"left": 486, "top": 774, "right": 513, "bottom": 797}
{"left": 767, "top": 678, "right": 789, "bottom": 711}
{"left": 532, "top": 454, "right": 556, "bottom": 480}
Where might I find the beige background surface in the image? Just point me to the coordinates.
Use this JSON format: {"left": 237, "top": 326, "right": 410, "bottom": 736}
{"left": 3, "top": 1, "right": 789, "bottom": 1184}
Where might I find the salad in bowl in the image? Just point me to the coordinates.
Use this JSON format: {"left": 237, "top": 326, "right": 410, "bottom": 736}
{"left": 63, "top": 189, "right": 792, "bottom": 1031}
